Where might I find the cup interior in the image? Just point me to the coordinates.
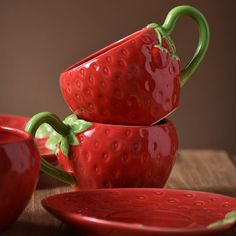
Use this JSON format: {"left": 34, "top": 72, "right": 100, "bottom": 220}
{"left": 0, "top": 126, "right": 32, "bottom": 145}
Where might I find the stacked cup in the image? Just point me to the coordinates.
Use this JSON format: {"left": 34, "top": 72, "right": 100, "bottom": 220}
{"left": 25, "top": 6, "right": 209, "bottom": 189}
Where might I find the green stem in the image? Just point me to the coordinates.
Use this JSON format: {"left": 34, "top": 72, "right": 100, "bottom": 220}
{"left": 25, "top": 112, "right": 76, "bottom": 185}
{"left": 161, "top": 5, "right": 210, "bottom": 87}
{"left": 25, "top": 112, "right": 70, "bottom": 137}
{"left": 41, "top": 159, "right": 75, "bottom": 185}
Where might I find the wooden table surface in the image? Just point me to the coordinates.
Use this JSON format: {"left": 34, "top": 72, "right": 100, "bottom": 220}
{"left": 2, "top": 150, "right": 236, "bottom": 236}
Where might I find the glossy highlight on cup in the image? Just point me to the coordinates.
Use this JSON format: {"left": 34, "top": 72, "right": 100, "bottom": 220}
{"left": 0, "top": 127, "right": 40, "bottom": 230}
{"left": 60, "top": 6, "right": 209, "bottom": 125}
{"left": 25, "top": 112, "right": 178, "bottom": 189}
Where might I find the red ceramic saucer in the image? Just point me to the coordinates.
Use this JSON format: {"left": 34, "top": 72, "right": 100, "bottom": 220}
{"left": 42, "top": 188, "right": 236, "bottom": 236}
{"left": 0, "top": 114, "right": 57, "bottom": 164}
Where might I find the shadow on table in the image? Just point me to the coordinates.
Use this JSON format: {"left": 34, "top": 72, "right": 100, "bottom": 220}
{"left": 169, "top": 185, "right": 236, "bottom": 198}
{"left": 206, "top": 186, "right": 236, "bottom": 198}
{"left": 1, "top": 221, "right": 108, "bottom": 236}
{"left": 1, "top": 221, "right": 76, "bottom": 236}
{"left": 2, "top": 217, "right": 235, "bottom": 236}
{"left": 37, "top": 173, "right": 68, "bottom": 190}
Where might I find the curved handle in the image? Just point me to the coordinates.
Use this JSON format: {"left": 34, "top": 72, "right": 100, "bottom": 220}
{"left": 162, "top": 5, "right": 210, "bottom": 87}
{"left": 25, "top": 112, "right": 76, "bottom": 185}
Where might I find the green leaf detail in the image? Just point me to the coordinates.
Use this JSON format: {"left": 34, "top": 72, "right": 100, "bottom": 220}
{"left": 68, "top": 132, "right": 79, "bottom": 145}
{"left": 35, "top": 123, "right": 54, "bottom": 138}
{"left": 63, "top": 114, "right": 78, "bottom": 126}
{"left": 71, "top": 120, "right": 92, "bottom": 133}
{"left": 208, "top": 209, "right": 236, "bottom": 228}
{"left": 147, "top": 23, "right": 178, "bottom": 61}
{"left": 45, "top": 114, "right": 92, "bottom": 158}
{"left": 226, "top": 210, "right": 236, "bottom": 219}
{"left": 61, "top": 136, "right": 69, "bottom": 157}
{"left": 45, "top": 131, "right": 61, "bottom": 152}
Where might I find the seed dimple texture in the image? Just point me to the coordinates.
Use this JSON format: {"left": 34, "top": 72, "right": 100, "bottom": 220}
{"left": 141, "top": 35, "right": 152, "bottom": 43}
{"left": 80, "top": 68, "right": 85, "bottom": 77}
{"left": 67, "top": 87, "right": 71, "bottom": 93}
{"left": 115, "top": 74, "right": 121, "bottom": 81}
{"left": 85, "top": 152, "right": 91, "bottom": 161}
{"left": 122, "top": 153, "right": 129, "bottom": 163}
{"left": 61, "top": 28, "right": 180, "bottom": 126}
{"left": 194, "top": 201, "right": 204, "bottom": 206}
{"left": 76, "top": 80, "right": 81, "bottom": 89}
{"left": 75, "top": 93, "right": 80, "bottom": 99}
{"left": 121, "top": 48, "right": 127, "bottom": 56}
{"left": 102, "top": 153, "right": 109, "bottom": 161}
{"left": 125, "top": 129, "right": 131, "bottom": 137}
{"left": 131, "top": 39, "right": 136, "bottom": 44}
{"left": 145, "top": 80, "right": 151, "bottom": 92}
{"left": 88, "top": 103, "right": 94, "bottom": 111}
{"left": 85, "top": 88, "right": 91, "bottom": 95}
{"left": 92, "top": 63, "right": 98, "bottom": 71}
{"left": 222, "top": 202, "right": 230, "bottom": 207}
{"left": 167, "top": 198, "right": 177, "bottom": 203}
{"left": 112, "top": 141, "right": 119, "bottom": 151}
{"left": 136, "top": 195, "right": 146, "bottom": 200}
{"left": 103, "top": 67, "right": 108, "bottom": 75}
{"left": 119, "top": 59, "right": 126, "bottom": 67}
{"left": 94, "top": 141, "right": 99, "bottom": 148}
{"left": 105, "top": 129, "right": 110, "bottom": 136}
{"left": 106, "top": 56, "right": 112, "bottom": 63}
{"left": 94, "top": 165, "right": 99, "bottom": 173}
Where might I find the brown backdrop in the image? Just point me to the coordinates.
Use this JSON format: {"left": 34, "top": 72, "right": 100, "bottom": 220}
{"left": 0, "top": 0, "right": 236, "bottom": 153}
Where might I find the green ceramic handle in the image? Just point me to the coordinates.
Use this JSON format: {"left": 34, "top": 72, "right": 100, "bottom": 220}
{"left": 162, "top": 5, "right": 210, "bottom": 86}
{"left": 25, "top": 112, "right": 76, "bottom": 185}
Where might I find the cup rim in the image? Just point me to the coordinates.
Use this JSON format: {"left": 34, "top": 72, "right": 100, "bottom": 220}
{"left": 88, "top": 118, "right": 171, "bottom": 128}
{"left": 0, "top": 126, "right": 33, "bottom": 145}
{"left": 63, "top": 27, "right": 147, "bottom": 72}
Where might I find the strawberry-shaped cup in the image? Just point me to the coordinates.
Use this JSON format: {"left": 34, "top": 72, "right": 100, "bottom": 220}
{"left": 0, "top": 127, "right": 40, "bottom": 230}
{"left": 25, "top": 112, "right": 178, "bottom": 189}
{"left": 60, "top": 6, "right": 209, "bottom": 125}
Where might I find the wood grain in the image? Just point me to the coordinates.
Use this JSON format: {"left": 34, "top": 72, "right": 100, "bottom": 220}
{"left": 166, "top": 150, "right": 236, "bottom": 197}
{"left": 231, "top": 155, "right": 236, "bottom": 166}
{"left": 2, "top": 150, "right": 236, "bottom": 236}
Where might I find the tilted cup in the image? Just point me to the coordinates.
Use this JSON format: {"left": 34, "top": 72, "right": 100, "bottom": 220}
{"left": 25, "top": 112, "right": 178, "bottom": 189}
{"left": 60, "top": 6, "right": 209, "bottom": 125}
{"left": 0, "top": 127, "right": 40, "bottom": 230}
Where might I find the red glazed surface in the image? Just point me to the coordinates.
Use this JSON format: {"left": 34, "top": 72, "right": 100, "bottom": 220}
{"left": 57, "top": 119, "right": 178, "bottom": 189}
{"left": 0, "top": 114, "right": 57, "bottom": 164}
{"left": 0, "top": 127, "right": 40, "bottom": 230}
{"left": 42, "top": 188, "right": 236, "bottom": 236}
{"left": 60, "top": 27, "right": 180, "bottom": 125}
{"left": 0, "top": 114, "right": 28, "bottom": 130}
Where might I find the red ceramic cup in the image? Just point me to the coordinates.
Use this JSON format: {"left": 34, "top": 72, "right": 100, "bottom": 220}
{"left": 0, "top": 127, "right": 40, "bottom": 230}
{"left": 25, "top": 112, "right": 178, "bottom": 189}
{"left": 0, "top": 114, "right": 57, "bottom": 164}
{"left": 60, "top": 6, "right": 209, "bottom": 125}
